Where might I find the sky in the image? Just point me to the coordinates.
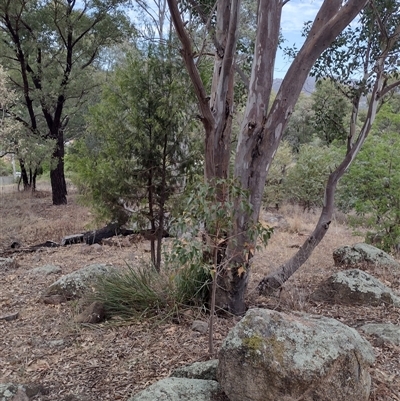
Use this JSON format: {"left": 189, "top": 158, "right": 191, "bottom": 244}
{"left": 275, "top": 0, "right": 323, "bottom": 78}
{"left": 125, "top": 0, "right": 324, "bottom": 79}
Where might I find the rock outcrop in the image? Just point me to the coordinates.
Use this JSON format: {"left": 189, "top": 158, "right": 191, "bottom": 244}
{"left": 0, "top": 257, "right": 18, "bottom": 271}
{"left": 217, "top": 308, "right": 374, "bottom": 401}
{"left": 359, "top": 323, "right": 400, "bottom": 346}
{"left": 333, "top": 243, "right": 399, "bottom": 268}
{"left": 0, "top": 383, "right": 45, "bottom": 400}
{"left": 42, "top": 263, "right": 113, "bottom": 302}
{"left": 29, "top": 264, "right": 62, "bottom": 276}
{"left": 171, "top": 360, "right": 218, "bottom": 381}
{"left": 311, "top": 269, "right": 400, "bottom": 307}
{"left": 128, "top": 377, "right": 221, "bottom": 401}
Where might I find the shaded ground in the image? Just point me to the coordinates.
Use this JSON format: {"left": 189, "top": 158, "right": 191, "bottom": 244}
{"left": 0, "top": 184, "right": 399, "bottom": 400}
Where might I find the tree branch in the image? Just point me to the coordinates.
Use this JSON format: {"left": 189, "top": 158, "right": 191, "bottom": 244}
{"left": 166, "top": 0, "right": 214, "bottom": 131}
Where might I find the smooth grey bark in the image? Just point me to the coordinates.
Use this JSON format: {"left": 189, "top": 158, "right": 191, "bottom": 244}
{"left": 167, "top": 0, "right": 369, "bottom": 314}
{"left": 225, "top": 0, "right": 369, "bottom": 313}
{"left": 258, "top": 22, "right": 400, "bottom": 294}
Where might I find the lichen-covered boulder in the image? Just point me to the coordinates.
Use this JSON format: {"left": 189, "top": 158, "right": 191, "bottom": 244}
{"left": 43, "top": 264, "right": 113, "bottom": 301}
{"left": 0, "top": 383, "right": 44, "bottom": 400}
{"left": 359, "top": 323, "right": 400, "bottom": 346}
{"left": 218, "top": 308, "right": 375, "bottom": 401}
{"left": 0, "top": 257, "right": 18, "bottom": 271}
{"left": 311, "top": 269, "right": 400, "bottom": 307}
{"left": 333, "top": 243, "right": 399, "bottom": 268}
{"left": 171, "top": 360, "right": 218, "bottom": 381}
{"left": 128, "top": 377, "right": 220, "bottom": 401}
{"left": 29, "top": 264, "right": 62, "bottom": 276}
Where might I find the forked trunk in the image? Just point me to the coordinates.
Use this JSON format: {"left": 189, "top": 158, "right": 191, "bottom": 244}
{"left": 216, "top": 0, "right": 369, "bottom": 314}
{"left": 168, "top": 0, "right": 369, "bottom": 315}
{"left": 258, "top": 33, "right": 399, "bottom": 294}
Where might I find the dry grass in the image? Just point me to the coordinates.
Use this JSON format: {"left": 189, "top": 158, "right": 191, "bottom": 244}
{"left": 0, "top": 184, "right": 98, "bottom": 250}
{"left": 0, "top": 191, "right": 399, "bottom": 400}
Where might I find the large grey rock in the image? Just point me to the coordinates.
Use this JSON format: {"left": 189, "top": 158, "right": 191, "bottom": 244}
{"left": 311, "top": 269, "right": 400, "bottom": 307}
{"left": 29, "top": 264, "right": 62, "bottom": 276}
{"left": 359, "top": 323, "right": 400, "bottom": 346}
{"left": 0, "top": 383, "right": 44, "bottom": 400}
{"left": 262, "top": 212, "right": 289, "bottom": 230}
{"left": 128, "top": 377, "right": 220, "bottom": 401}
{"left": 333, "top": 243, "right": 399, "bottom": 268}
{"left": 0, "top": 257, "right": 18, "bottom": 271}
{"left": 171, "top": 360, "right": 218, "bottom": 381}
{"left": 218, "top": 308, "right": 375, "bottom": 401}
{"left": 191, "top": 320, "right": 208, "bottom": 334}
{"left": 43, "top": 264, "right": 113, "bottom": 300}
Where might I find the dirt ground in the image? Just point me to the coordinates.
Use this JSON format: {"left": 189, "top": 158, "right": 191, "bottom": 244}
{"left": 0, "top": 183, "right": 399, "bottom": 400}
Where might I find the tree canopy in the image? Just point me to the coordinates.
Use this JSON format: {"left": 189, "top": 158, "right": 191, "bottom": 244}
{"left": 0, "top": 0, "right": 133, "bottom": 202}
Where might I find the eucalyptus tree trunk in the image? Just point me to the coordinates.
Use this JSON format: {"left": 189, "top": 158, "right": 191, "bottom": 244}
{"left": 222, "top": 0, "right": 369, "bottom": 314}
{"left": 50, "top": 132, "right": 67, "bottom": 205}
{"left": 168, "top": 0, "right": 369, "bottom": 315}
{"left": 258, "top": 19, "right": 400, "bottom": 295}
{"left": 168, "top": 0, "right": 238, "bottom": 188}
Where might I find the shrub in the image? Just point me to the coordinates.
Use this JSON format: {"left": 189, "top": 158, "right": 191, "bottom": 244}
{"left": 284, "top": 144, "right": 343, "bottom": 211}
{"left": 263, "top": 141, "right": 293, "bottom": 210}
{"left": 0, "top": 158, "right": 12, "bottom": 176}
{"left": 337, "top": 133, "right": 400, "bottom": 252}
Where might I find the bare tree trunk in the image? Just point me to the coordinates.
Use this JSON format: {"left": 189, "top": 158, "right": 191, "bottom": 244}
{"left": 258, "top": 46, "right": 397, "bottom": 294}
{"left": 19, "top": 159, "right": 30, "bottom": 191}
{"left": 50, "top": 134, "right": 67, "bottom": 205}
{"left": 167, "top": 0, "right": 369, "bottom": 315}
{"left": 219, "top": 0, "right": 370, "bottom": 314}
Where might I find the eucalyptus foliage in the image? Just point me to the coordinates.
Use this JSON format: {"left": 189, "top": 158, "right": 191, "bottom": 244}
{"left": 284, "top": 144, "right": 343, "bottom": 211}
{"left": 338, "top": 132, "right": 400, "bottom": 252}
{"left": 167, "top": 178, "right": 273, "bottom": 308}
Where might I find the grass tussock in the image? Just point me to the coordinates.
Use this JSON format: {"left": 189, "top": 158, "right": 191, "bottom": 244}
{"left": 93, "top": 265, "right": 169, "bottom": 318}
{"left": 92, "top": 262, "right": 211, "bottom": 320}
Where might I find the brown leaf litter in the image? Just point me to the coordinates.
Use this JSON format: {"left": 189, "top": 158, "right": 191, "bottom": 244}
{"left": 0, "top": 188, "right": 399, "bottom": 400}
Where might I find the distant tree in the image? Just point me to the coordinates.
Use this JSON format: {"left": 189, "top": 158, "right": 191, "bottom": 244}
{"left": 373, "top": 88, "right": 400, "bottom": 135}
{"left": 0, "top": 0, "right": 133, "bottom": 202}
{"left": 284, "top": 144, "right": 343, "bottom": 212}
{"left": 263, "top": 141, "right": 293, "bottom": 210}
{"left": 0, "top": 157, "right": 11, "bottom": 175}
{"left": 311, "top": 79, "right": 352, "bottom": 146}
{"left": 0, "top": 65, "right": 22, "bottom": 157}
{"left": 71, "top": 45, "right": 200, "bottom": 271}
{"left": 282, "top": 93, "right": 314, "bottom": 152}
{"left": 338, "top": 132, "right": 400, "bottom": 252}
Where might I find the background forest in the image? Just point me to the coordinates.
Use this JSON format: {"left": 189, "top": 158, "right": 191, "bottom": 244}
{"left": 1, "top": 0, "right": 400, "bottom": 315}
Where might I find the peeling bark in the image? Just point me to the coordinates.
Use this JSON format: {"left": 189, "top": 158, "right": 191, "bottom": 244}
{"left": 167, "top": 0, "right": 369, "bottom": 314}
{"left": 258, "top": 35, "right": 400, "bottom": 294}
{"left": 224, "top": 0, "right": 369, "bottom": 314}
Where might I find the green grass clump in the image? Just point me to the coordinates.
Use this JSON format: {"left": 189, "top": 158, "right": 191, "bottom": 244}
{"left": 93, "top": 265, "right": 169, "bottom": 318}
{"left": 92, "top": 262, "right": 210, "bottom": 319}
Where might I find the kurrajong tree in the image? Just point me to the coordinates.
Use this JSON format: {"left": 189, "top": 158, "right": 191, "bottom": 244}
{"left": 0, "top": 0, "right": 132, "bottom": 203}
{"left": 165, "top": 0, "right": 400, "bottom": 315}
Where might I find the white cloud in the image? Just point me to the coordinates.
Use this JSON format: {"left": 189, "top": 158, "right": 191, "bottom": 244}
{"left": 281, "top": 0, "right": 323, "bottom": 32}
